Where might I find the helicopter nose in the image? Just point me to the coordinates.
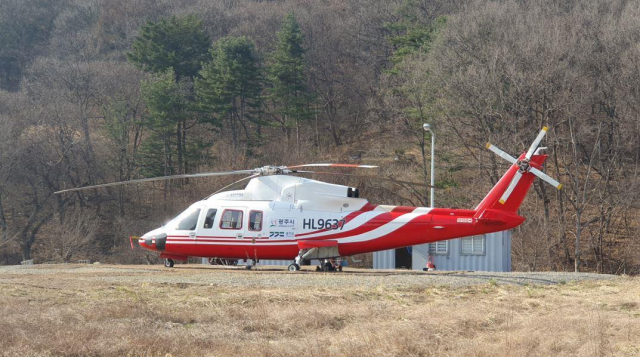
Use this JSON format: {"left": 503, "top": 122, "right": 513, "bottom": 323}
{"left": 140, "top": 232, "right": 168, "bottom": 251}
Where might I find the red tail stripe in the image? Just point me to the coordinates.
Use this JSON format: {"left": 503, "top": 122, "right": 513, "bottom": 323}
{"left": 357, "top": 203, "right": 378, "bottom": 212}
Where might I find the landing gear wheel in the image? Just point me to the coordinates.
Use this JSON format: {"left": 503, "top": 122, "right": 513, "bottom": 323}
{"left": 322, "top": 260, "right": 335, "bottom": 272}
{"left": 288, "top": 263, "right": 300, "bottom": 272}
{"left": 164, "top": 258, "right": 174, "bottom": 268}
{"left": 245, "top": 259, "right": 257, "bottom": 270}
{"left": 338, "top": 265, "right": 343, "bottom": 272}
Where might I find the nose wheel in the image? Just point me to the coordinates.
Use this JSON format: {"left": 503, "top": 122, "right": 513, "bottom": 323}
{"left": 287, "top": 250, "right": 307, "bottom": 272}
{"left": 288, "top": 263, "right": 301, "bottom": 271}
{"left": 164, "top": 258, "right": 174, "bottom": 268}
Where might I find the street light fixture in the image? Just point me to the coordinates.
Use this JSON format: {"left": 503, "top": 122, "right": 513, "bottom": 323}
{"left": 423, "top": 123, "right": 435, "bottom": 207}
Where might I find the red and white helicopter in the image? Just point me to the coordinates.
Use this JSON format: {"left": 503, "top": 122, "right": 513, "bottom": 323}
{"left": 56, "top": 128, "right": 561, "bottom": 271}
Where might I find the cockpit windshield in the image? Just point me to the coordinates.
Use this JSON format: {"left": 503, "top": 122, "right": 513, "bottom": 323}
{"left": 166, "top": 207, "right": 201, "bottom": 231}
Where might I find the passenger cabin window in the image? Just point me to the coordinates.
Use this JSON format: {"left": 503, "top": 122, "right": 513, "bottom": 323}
{"left": 176, "top": 209, "right": 201, "bottom": 231}
{"left": 249, "top": 211, "right": 263, "bottom": 231}
{"left": 203, "top": 209, "right": 217, "bottom": 229}
{"left": 220, "top": 210, "right": 243, "bottom": 229}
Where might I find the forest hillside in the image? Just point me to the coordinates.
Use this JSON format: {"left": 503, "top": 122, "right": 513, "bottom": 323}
{"left": 0, "top": 0, "right": 638, "bottom": 273}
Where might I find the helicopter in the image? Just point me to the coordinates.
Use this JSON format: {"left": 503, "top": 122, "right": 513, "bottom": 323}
{"left": 55, "top": 128, "right": 561, "bottom": 271}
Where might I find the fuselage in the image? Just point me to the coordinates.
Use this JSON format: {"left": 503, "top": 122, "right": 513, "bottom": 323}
{"left": 138, "top": 174, "right": 526, "bottom": 261}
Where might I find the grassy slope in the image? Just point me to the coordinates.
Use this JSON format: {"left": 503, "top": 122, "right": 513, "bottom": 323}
{"left": 1, "top": 265, "right": 639, "bottom": 356}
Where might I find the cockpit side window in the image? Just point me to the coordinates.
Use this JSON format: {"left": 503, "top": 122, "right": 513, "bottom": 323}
{"left": 249, "top": 211, "right": 263, "bottom": 231}
{"left": 203, "top": 209, "right": 217, "bottom": 229}
{"left": 176, "top": 209, "right": 201, "bottom": 231}
{"left": 220, "top": 209, "right": 243, "bottom": 230}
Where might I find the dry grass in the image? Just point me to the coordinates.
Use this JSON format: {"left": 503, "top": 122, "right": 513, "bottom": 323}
{"left": 1, "top": 265, "right": 639, "bottom": 356}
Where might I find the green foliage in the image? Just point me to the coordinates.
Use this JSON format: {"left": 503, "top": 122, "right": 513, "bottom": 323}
{"left": 139, "top": 69, "right": 191, "bottom": 176}
{"left": 101, "top": 101, "right": 145, "bottom": 184}
{"left": 101, "top": 102, "right": 138, "bottom": 148}
{"left": 384, "top": 1, "right": 447, "bottom": 126}
{"left": 267, "top": 13, "right": 314, "bottom": 127}
{"left": 386, "top": 0, "right": 447, "bottom": 67}
{"left": 383, "top": 1, "right": 449, "bottom": 205}
{"left": 138, "top": 131, "right": 170, "bottom": 178}
{"left": 141, "top": 69, "right": 190, "bottom": 133}
{"left": 127, "top": 14, "right": 211, "bottom": 79}
{"left": 196, "top": 36, "right": 262, "bottom": 124}
{"left": 185, "top": 139, "right": 213, "bottom": 172}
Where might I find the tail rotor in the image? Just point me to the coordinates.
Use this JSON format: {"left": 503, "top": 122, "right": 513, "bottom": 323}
{"left": 486, "top": 127, "right": 562, "bottom": 205}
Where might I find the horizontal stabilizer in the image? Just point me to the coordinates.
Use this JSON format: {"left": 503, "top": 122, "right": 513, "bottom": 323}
{"left": 476, "top": 209, "right": 524, "bottom": 226}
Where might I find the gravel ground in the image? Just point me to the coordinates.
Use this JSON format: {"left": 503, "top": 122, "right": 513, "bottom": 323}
{"left": 0, "top": 263, "right": 618, "bottom": 289}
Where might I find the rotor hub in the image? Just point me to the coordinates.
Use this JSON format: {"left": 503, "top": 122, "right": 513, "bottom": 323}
{"left": 516, "top": 159, "right": 531, "bottom": 173}
{"left": 256, "top": 166, "right": 291, "bottom": 176}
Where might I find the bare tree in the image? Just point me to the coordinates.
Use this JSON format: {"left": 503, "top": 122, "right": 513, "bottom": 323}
{"left": 43, "top": 207, "right": 97, "bottom": 263}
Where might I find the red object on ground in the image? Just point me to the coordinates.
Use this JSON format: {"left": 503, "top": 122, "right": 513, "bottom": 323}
{"left": 426, "top": 257, "right": 436, "bottom": 270}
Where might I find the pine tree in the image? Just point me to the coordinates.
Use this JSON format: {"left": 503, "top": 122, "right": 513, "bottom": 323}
{"left": 385, "top": 1, "right": 447, "bottom": 69}
{"left": 127, "top": 14, "right": 211, "bottom": 80}
{"left": 140, "top": 69, "right": 189, "bottom": 178}
{"left": 196, "top": 36, "right": 262, "bottom": 150}
{"left": 266, "top": 13, "right": 314, "bottom": 150}
{"left": 128, "top": 14, "right": 211, "bottom": 176}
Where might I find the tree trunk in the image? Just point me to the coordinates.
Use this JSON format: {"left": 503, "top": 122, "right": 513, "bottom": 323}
{"left": 230, "top": 113, "right": 238, "bottom": 151}
{"left": 163, "top": 133, "right": 171, "bottom": 205}
{"left": 20, "top": 238, "right": 31, "bottom": 261}
{"left": 575, "top": 209, "right": 581, "bottom": 273}
{"left": 182, "top": 119, "right": 188, "bottom": 174}
{"left": 296, "top": 117, "right": 300, "bottom": 157}
{"left": 314, "top": 109, "right": 320, "bottom": 150}
{"left": 0, "top": 192, "right": 7, "bottom": 240}
{"left": 326, "top": 102, "right": 342, "bottom": 146}
{"left": 554, "top": 136, "right": 571, "bottom": 269}
{"left": 117, "top": 131, "right": 126, "bottom": 217}
{"left": 80, "top": 111, "right": 97, "bottom": 183}
{"left": 176, "top": 121, "right": 183, "bottom": 176}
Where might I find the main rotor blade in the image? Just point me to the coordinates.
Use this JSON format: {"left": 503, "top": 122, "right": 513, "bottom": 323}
{"left": 294, "top": 171, "right": 433, "bottom": 188}
{"left": 499, "top": 171, "right": 522, "bottom": 204}
{"left": 486, "top": 143, "right": 517, "bottom": 164}
{"left": 525, "top": 126, "right": 549, "bottom": 160}
{"left": 288, "top": 163, "right": 378, "bottom": 169}
{"left": 530, "top": 167, "right": 562, "bottom": 189}
{"left": 54, "top": 170, "right": 257, "bottom": 194}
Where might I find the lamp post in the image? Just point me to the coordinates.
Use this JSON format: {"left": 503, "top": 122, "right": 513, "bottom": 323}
{"left": 423, "top": 123, "right": 435, "bottom": 207}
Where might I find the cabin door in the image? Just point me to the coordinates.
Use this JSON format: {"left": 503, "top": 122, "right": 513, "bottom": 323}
{"left": 246, "top": 209, "right": 265, "bottom": 241}
{"left": 216, "top": 207, "right": 246, "bottom": 240}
